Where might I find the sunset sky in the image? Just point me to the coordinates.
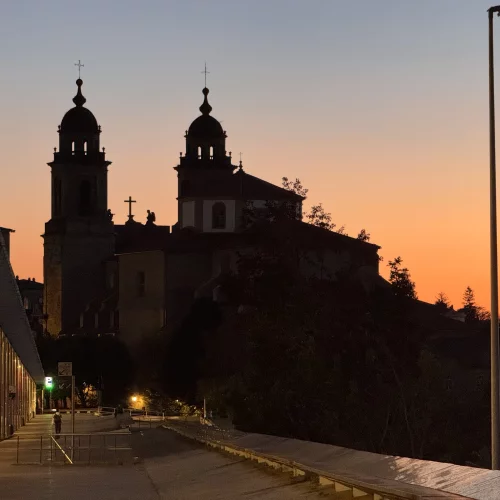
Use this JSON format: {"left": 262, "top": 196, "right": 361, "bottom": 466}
{"left": 0, "top": 0, "right": 496, "bottom": 310}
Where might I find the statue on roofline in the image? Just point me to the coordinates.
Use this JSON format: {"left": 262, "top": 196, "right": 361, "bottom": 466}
{"left": 146, "top": 209, "right": 156, "bottom": 225}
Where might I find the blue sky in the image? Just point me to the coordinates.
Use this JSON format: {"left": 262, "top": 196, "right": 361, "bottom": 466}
{"left": 0, "top": 0, "right": 499, "bottom": 307}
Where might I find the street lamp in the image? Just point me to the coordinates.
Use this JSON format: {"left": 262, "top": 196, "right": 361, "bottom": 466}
{"left": 488, "top": 5, "right": 500, "bottom": 471}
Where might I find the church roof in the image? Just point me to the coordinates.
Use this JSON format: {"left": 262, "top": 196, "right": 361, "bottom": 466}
{"left": 59, "top": 79, "right": 99, "bottom": 134}
{"left": 114, "top": 223, "right": 171, "bottom": 254}
{"left": 183, "top": 170, "right": 304, "bottom": 201}
{"left": 188, "top": 115, "right": 224, "bottom": 139}
{"left": 237, "top": 172, "right": 305, "bottom": 201}
{"left": 249, "top": 218, "right": 381, "bottom": 253}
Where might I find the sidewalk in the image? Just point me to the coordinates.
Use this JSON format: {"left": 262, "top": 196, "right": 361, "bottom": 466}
{"left": 0, "top": 414, "right": 159, "bottom": 500}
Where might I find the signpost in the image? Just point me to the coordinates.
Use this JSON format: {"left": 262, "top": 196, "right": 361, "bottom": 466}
{"left": 58, "top": 362, "right": 74, "bottom": 459}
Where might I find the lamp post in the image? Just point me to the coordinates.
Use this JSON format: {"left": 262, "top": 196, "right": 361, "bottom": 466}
{"left": 488, "top": 5, "right": 500, "bottom": 471}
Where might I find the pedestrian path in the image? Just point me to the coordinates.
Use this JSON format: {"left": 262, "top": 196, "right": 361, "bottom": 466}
{"left": 0, "top": 421, "right": 325, "bottom": 499}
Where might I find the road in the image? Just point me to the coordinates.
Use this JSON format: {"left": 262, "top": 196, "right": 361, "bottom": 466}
{"left": 0, "top": 417, "right": 324, "bottom": 499}
{"left": 132, "top": 427, "right": 323, "bottom": 499}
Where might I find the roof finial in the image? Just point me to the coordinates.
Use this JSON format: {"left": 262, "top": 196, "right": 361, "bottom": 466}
{"left": 239, "top": 152, "right": 243, "bottom": 169}
{"left": 75, "top": 59, "right": 84, "bottom": 79}
{"left": 201, "top": 62, "right": 210, "bottom": 88}
{"left": 199, "top": 87, "right": 212, "bottom": 115}
{"left": 73, "top": 78, "right": 86, "bottom": 107}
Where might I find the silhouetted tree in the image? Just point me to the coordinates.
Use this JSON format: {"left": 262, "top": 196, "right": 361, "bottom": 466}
{"left": 163, "top": 297, "right": 223, "bottom": 402}
{"left": 387, "top": 257, "right": 417, "bottom": 300}
{"left": 306, "top": 203, "right": 337, "bottom": 231}
{"left": 357, "top": 229, "right": 371, "bottom": 242}
{"left": 36, "top": 334, "right": 134, "bottom": 407}
{"left": 435, "top": 292, "right": 452, "bottom": 312}
{"left": 281, "top": 176, "right": 308, "bottom": 198}
{"left": 462, "top": 286, "right": 478, "bottom": 323}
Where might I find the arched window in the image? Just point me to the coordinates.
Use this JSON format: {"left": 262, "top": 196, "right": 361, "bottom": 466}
{"left": 78, "top": 179, "right": 92, "bottom": 216}
{"left": 72, "top": 141, "right": 75, "bottom": 154}
{"left": 197, "top": 146, "right": 201, "bottom": 159}
{"left": 212, "top": 202, "right": 226, "bottom": 229}
{"left": 180, "top": 179, "right": 190, "bottom": 197}
{"left": 209, "top": 146, "right": 214, "bottom": 159}
{"left": 84, "top": 141, "right": 87, "bottom": 154}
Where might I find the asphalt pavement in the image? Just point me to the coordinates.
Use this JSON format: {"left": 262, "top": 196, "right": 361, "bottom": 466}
{"left": 0, "top": 415, "right": 324, "bottom": 499}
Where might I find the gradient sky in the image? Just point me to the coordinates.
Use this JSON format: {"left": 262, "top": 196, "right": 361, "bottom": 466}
{"left": 0, "top": 0, "right": 497, "bottom": 310}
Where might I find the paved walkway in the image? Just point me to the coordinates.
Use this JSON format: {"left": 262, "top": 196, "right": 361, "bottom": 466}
{"left": 0, "top": 418, "right": 324, "bottom": 499}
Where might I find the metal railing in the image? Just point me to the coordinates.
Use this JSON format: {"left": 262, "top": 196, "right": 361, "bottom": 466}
{"left": 14, "top": 432, "right": 133, "bottom": 465}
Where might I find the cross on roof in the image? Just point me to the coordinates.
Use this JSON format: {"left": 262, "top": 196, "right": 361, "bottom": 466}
{"left": 201, "top": 62, "right": 210, "bottom": 87}
{"left": 124, "top": 196, "right": 136, "bottom": 219}
{"left": 75, "top": 60, "right": 84, "bottom": 79}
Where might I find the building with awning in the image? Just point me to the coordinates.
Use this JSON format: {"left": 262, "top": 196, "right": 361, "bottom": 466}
{"left": 0, "top": 228, "right": 44, "bottom": 439}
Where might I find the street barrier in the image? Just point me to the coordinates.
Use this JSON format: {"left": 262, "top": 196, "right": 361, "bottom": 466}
{"left": 14, "top": 431, "right": 133, "bottom": 465}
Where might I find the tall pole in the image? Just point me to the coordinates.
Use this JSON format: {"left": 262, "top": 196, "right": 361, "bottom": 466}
{"left": 489, "top": 6, "right": 500, "bottom": 471}
{"left": 71, "top": 375, "right": 75, "bottom": 461}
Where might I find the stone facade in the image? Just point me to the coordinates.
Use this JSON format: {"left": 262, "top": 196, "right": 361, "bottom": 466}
{"left": 42, "top": 81, "right": 381, "bottom": 345}
{"left": 43, "top": 80, "right": 115, "bottom": 336}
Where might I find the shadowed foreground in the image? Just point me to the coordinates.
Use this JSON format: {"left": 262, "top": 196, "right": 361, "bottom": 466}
{"left": 0, "top": 426, "right": 323, "bottom": 499}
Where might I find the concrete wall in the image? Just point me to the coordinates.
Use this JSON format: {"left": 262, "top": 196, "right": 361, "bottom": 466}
{"left": 118, "top": 251, "right": 165, "bottom": 343}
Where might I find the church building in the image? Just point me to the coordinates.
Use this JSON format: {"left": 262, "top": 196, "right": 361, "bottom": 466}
{"left": 43, "top": 78, "right": 381, "bottom": 344}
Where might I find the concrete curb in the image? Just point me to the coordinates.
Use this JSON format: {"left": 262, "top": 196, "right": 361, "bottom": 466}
{"left": 162, "top": 423, "right": 472, "bottom": 500}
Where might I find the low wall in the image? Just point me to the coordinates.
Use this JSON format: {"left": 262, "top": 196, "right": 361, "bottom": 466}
{"left": 164, "top": 421, "right": 500, "bottom": 500}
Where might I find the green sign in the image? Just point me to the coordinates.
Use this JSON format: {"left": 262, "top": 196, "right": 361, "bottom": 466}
{"left": 44, "top": 377, "right": 53, "bottom": 390}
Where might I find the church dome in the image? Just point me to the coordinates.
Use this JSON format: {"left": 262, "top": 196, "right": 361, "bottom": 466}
{"left": 187, "top": 88, "right": 225, "bottom": 139}
{"left": 59, "top": 79, "right": 99, "bottom": 134}
{"left": 188, "top": 114, "right": 224, "bottom": 138}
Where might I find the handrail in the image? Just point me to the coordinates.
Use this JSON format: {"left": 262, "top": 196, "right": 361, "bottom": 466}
{"left": 15, "top": 431, "right": 133, "bottom": 465}
{"left": 15, "top": 431, "right": 131, "bottom": 437}
{"left": 50, "top": 435, "right": 73, "bottom": 465}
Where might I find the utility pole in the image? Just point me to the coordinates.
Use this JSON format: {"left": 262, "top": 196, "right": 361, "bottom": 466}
{"left": 71, "top": 375, "right": 75, "bottom": 460}
{"left": 488, "top": 5, "right": 500, "bottom": 471}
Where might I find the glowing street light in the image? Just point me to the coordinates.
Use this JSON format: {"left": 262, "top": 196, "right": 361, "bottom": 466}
{"left": 131, "top": 396, "right": 137, "bottom": 402}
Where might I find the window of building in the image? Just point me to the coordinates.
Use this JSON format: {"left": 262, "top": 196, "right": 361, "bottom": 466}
{"left": 84, "top": 141, "right": 87, "bottom": 154}
{"left": 212, "top": 202, "right": 226, "bottom": 229}
{"left": 209, "top": 146, "right": 214, "bottom": 158}
{"left": 197, "top": 146, "right": 201, "bottom": 158}
{"left": 137, "top": 271, "right": 146, "bottom": 297}
{"left": 72, "top": 141, "right": 75, "bottom": 154}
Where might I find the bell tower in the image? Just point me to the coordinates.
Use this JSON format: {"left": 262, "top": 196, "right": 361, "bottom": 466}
{"left": 43, "top": 78, "right": 115, "bottom": 336}
{"left": 174, "top": 86, "right": 237, "bottom": 230}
